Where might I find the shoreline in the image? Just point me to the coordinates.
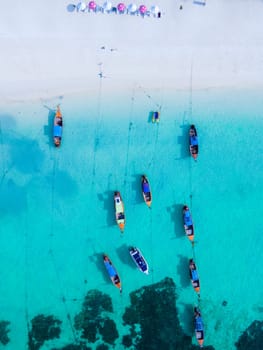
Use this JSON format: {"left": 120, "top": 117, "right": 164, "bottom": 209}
{"left": 1, "top": 82, "right": 263, "bottom": 106}
{"left": 1, "top": 0, "right": 263, "bottom": 103}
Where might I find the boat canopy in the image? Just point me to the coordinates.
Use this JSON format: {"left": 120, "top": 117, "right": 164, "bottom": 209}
{"left": 54, "top": 125, "right": 62, "bottom": 137}
{"left": 118, "top": 213, "right": 125, "bottom": 220}
{"left": 191, "top": 269, "right": 199, "bottom": 281}
{"left": 190, "top": 136, "right": 198, "bottom": 146}
{"left": 184, "top": 211, "right": 193, "bottom": 225}
{"left": 104, "top": 261, "right": 117, "bottom": 278}
{"left": 143, "top": 182, "right": 150, "bottom": 193}
{"left": 195, "top": 316, "right": 204, "bottom": 331}
{"left": 131, "top": 250, "right": 148, "bottom": 272}
{"left": 115, "top": 200, "right": 123, "bottom": 215}
{"left": 134, "top": 252, "right": 146, "bottom": 266}
{"left": 115, "top": 196, "right": 121, "bottom": 203}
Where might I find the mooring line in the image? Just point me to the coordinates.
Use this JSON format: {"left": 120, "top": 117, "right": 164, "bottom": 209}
{"left": 48, "top": 155, "right": 79, "bottom": 344}
{"left": 123, "top": 89, "right": 135, "bottom": 193}
{"left": 48, "top": 249, "right": 79, "bottom": 343}
{"left": 24, "top": 207, "right": 31, "bottom": 346}
{"left": 189, "top": 58, "right": 193, "bottom": 120}
{"left": 91, "top": 64, "right": 104, "bottom": 186}
{"left": 139, "top": 85, "right": 162, "bottom": 111}
{"left": 149, "top": 208, "right": 155, "bottom": 284}
{"left": 0, "top": 121, "right": 10, "bottom": 187}
{"left": 0, "top": 121, "right": 4, "bottom": 175}
{"left": 148, "top": 122, "right": 160, "bottom": 170}
{"left": 192, "top": 242, "right": 196, "bottom": 260}
{"left": 123, "top": 121, "right": 132, "bottom": 190}
{"left": 189, "top": 159, "right": 193, "bottom": 208}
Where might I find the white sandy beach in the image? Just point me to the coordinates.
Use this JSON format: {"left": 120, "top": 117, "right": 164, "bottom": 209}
{"left": 0, "top": 0, "right": 263, "bottom": 103}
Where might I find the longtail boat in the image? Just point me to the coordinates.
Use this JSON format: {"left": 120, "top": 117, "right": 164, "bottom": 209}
{"left": 103, "top": 254, "right": 122, "bottom": 292}
{"left": 183, "top": 205, "right": 194, "bottom": 242}
{"left": 114, "top": 191, "right": 125, "bottom": 233}
{"left": 194, "top": 307, "right": 204, "bottom": 348}
{"left": 152, "top": 111, "right": 160, "bottom": 123}
{"left": 189, "top": 259, "right": 200, "bottom": 294}
{"left": 189, "top": 124, "right": 198, "bottom": 160}
{"left": 141, "top": 175, "right": 152, "bottom": 208}
{"left": 53, "top": 106, "right": 63, "bottom": 147}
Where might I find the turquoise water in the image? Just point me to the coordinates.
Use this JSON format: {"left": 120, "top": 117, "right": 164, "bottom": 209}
{"left": 0, "top": 88, "right": 262, "bottom": 349}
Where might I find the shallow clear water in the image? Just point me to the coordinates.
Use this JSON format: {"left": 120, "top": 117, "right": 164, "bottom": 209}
{"left": 0, "top": 88, "right": 262, "bottom": 349}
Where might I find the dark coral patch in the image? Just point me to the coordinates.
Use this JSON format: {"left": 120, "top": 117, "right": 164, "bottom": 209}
{"left": 235, "top": 320, "right": 263, "bottom": 350}
{"left": 0, "top": 320, "right": 11, "bottom": 345}
{"left": 123, "top": 277, "right": 215, "bottom": 350}
{"left": 97, "top": 317, "right": 118, "bottom": 345}
{"left": 123, "top": 277, "right": 192, "bottom": 349}
{"left": 28, "top": 314, "right": 62, "bottom": 350}
{"left": 96, "top": 344, "right": 109, "bottom": 350}
{"left": 52, "top": 344, "right": 91, "bottom": 350}
{"left": 122, "top": 334, "right": 133, "bottom": 348}
{"left": 74, "top": 289, "right": 118, "bottom": 345}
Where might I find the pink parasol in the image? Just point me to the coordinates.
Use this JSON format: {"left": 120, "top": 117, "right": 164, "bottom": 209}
{"left": 89, "top": 1, "right": 97, "bottom": 10}
{"left": 117, "top": 3, "right": 126, "bottom": 12}
{"left": 139, "top": 4, "right": 147, "bottom": 14}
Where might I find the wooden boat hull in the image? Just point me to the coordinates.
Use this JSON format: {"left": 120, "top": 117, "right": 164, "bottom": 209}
{"left": 152, "top": 111, "right": 160, "bottom": 123}
{"left": 183, "top": 205, "right": 194, "bottom": 242}
{"left": 189, "top": 124, "right": 198, "bottom": 159}
{"left": 189, "top": 259, "right": 200, "bottom": 294}
{"left": 114, "top": 191, "right": 125, "bottom": 233}
{"left": 141, "top": 175, "right": 152, "bottom": 207}
{"left": 53, "top": 106, "right": 63, "bottom": 147}
{"left": 196, "top": 333, "right": 204, "bottom": 348}
{"left": 185, "top": 230, "right": 194, "bottom": 241}
{"left": 103, "top": 255, "right": 122, "bottom": 291}
{"left": 194, "top": 307, "right": 204, "bottom": 348}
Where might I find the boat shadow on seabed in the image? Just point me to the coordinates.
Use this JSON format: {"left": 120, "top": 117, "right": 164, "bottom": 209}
{"left": 131, "top": 174, "right": 145, "bottom": 205}
{"left": 167, "top": 203, "right": 186, "bottom": 239}
{"left": 116, "top": 244, "right": 137, "bottom": 270}
{"left": 97, "top": 190, "right": 116, "bottom": 227}
{"left": 43, "top": 106, "right": 56, "bottom": 146}
{"left": 177, "top": 254, "right": 192, "bottom": 289}
{"left": 175, "top": 123, "right": 190, "bottom": 160}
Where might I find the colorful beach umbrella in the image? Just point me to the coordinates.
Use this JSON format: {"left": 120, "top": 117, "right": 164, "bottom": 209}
{"left": 89, "top": 1, "right": 97, "bottom": 10}
{"left": 127, "top": 3, "right": 137, "bottom": 13}
{"left": 139, "top": 4, "right": 147, "bottom": 14}
{"left": 103, "top": 1, "right": 112, "bottom": 11}
{"left": 117, "top": 3, "right": 126, "bottom": 13}
{"left": 67, "top": 4, "right": 76, "bottom": 12}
